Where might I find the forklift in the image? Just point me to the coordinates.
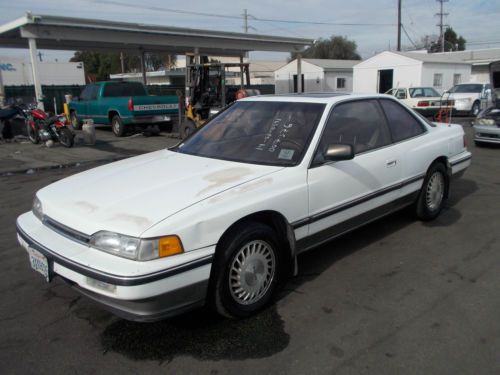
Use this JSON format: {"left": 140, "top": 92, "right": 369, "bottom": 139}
{"left": 179, "top": 56, "right": 254, "bottom": 139}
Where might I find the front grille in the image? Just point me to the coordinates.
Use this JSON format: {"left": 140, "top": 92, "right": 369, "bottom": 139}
{"left": 43, "top": 216, "right": 91, "bottom": 244}
{"left": 478, "top": 133, "right": 500, "bottom": 139}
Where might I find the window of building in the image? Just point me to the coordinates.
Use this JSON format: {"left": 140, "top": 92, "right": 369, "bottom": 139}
{"left": 433, "top": 73, "right": 443, "bottom": 88}
{"left": 453, "top": 74, "right": 461, "bottom": 85}
{"left": 337, "top": 77, "right": 346, "bottom": 89}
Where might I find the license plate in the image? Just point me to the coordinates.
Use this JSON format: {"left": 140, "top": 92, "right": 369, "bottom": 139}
{"left": 28, "top": 248, "right": 51, "bottom": 282}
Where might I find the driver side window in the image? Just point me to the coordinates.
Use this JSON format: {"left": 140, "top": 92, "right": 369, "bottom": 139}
{"left": 315, "top": 100, "right": 392, "bottom": 163}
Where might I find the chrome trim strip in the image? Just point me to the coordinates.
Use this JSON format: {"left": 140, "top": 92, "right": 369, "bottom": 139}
{"left": 17, "top": 223, "right": 213, "bottom": 286}
{"left": 291, "top": 173, "right": 425, "bottom": 229}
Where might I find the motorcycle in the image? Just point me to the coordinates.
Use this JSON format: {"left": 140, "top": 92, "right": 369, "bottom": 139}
{"left": 25, "top": 105, "right": 74, "bottom": 148}
{"left": 0, "top": 105, "right": 23, "bottom": 141}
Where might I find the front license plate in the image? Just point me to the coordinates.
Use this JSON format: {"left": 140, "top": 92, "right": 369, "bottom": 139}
{"left": 28, "top": 248, "right": 51, "bottom": 282}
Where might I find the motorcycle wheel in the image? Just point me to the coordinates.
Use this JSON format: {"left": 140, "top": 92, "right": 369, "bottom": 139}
{"left": 58, "top": 128, "right": 74, "bottom": 148}
{"left": 27, "top": 122, "right": 40, "bottom": 144}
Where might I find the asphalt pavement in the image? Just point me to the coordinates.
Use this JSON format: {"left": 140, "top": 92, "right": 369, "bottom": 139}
{"left": 0, "top": 118, "right": 498, "bottom": 375}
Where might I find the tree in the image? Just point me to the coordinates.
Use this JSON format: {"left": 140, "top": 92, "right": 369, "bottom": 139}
{"left": 70, "top": 51, "right": 177, "bottom": 81}
{"left": 429, "top": 27, "right": 466, "bottom": 52}
{"left": 291, "top": 35, "right": 361, "bottom": 60}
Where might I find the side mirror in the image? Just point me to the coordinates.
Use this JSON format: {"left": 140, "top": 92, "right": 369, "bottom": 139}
{"left": 324, "top": 144, "right": 354, "bottom": 161}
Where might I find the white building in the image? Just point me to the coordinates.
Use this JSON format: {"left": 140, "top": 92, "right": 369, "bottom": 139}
{"left": 432, "top": 48, "right": 500, "bottom": 83}
{"left": 0, "top": 56, "right": 85, "bottom": 85}
{"left": 274, "top": 59, "right": 359, "bottom": 94}
{"left": 353, "top": 51, "right": 471, "bottom": 94}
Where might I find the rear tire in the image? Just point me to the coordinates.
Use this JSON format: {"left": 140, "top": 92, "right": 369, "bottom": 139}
{"left": 58, "top": 128, "right": 74, "bottom": 148}
{"left": 210, "top": 222, "right": 283, "bottom": 318}
{"left": 111, "top": 115, "right": 126, "bottom": 137}
{"left": 416, "top": 163, "right": 448, "bottom": 221}
{"left": 70, "top": 112, "right": 81, "bottom": 130}
{"left": 179, "top": 119, "right": 196, "bottom": 139}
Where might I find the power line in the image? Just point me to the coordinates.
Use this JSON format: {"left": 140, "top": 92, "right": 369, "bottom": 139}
{"left": 87, "top": 0, "right": 397, "bottom": 28}
{"left": 401, "top": 24, "right": 418, "bottom": 49}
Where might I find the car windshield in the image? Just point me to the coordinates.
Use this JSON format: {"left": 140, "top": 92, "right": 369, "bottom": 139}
{"left": 409, "top": 87, "right": 440, "bottom": 98}
{"left": 449, "top": 84, "right": 483, "bottom": 93}
{"left": 174, "top": 100, "right": 326, "bottom": 166}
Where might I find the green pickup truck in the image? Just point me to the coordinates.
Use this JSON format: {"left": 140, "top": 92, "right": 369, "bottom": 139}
{"left": 69, "top": 81, "right": 179, "bottom": 137}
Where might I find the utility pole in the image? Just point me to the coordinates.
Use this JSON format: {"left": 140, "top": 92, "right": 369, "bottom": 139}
{"left": 397, "top": 0, "right": 402, "bottom": 51}
{"left": 436, "top": 0, "right": 449, "bottom": 52}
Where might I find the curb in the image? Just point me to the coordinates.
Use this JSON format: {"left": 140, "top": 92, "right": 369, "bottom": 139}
{"left": 0, "top": 155, "right": 133, "bottom": 177}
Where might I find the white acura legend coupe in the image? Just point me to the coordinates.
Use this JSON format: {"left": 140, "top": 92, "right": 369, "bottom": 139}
{"left": 17, "top": 93, "right": 471, "bottom": 321}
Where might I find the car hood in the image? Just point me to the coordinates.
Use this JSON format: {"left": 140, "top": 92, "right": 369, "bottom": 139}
{"left": 37, "top": 150, "right": 283, "bottom": 237}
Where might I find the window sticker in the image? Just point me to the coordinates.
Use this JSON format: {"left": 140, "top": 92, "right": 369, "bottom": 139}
{"left": 278, "top": 148, "right": 295, "bottom": 160}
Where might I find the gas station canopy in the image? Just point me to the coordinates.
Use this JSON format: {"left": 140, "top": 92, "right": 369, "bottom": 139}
{"left": 0, "top": 13, "right": 312, "bottom": 55}
{"left": 0, "top": 13, "right": 313, "bottom": 108}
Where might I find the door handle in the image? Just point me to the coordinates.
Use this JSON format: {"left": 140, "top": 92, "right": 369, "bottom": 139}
{"left": 386, "top": 159, "right": 397, "bottom": 167}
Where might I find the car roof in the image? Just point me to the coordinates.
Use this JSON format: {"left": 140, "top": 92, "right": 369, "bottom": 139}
{"left": 242, "top": 92, "right": 395, "bottom": 104}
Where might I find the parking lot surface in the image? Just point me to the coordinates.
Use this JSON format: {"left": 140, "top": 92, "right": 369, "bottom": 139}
{"left": 0, "top": 119, "right": 499, "bottom": 375}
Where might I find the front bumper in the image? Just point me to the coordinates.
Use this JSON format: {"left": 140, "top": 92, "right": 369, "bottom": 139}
{"left": 453, "top": 100, "right": 473, "bottom": 112}
{"left": 16, "top": 212, "right": 214, "bottom": 321}
{"left": 473, "top": 124, "right": 500, "bottom": 144}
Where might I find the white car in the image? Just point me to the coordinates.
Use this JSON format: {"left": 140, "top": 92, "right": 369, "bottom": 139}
{"left": 447, "top": 83, "right": 492, "bottom": 116}
{"left": 386, "top": 87, "right": 452, "bottom": 116}
{"left": 16, "top": 94, "right": 471, "bottom": 321}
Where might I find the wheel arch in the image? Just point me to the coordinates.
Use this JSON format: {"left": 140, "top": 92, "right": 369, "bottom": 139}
{"left": 108, "top": 110, "right": 121, "bottom": 124}
{"left": 213, "top": 210, "right": 297, "bottom": 278}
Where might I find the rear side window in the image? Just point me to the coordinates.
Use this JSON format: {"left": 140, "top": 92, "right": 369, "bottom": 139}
{"left": 103, "top": 82, "right": 147, "bottom": 97}
{"left": 379, "top": 99, "right": 425, "bottom": 142}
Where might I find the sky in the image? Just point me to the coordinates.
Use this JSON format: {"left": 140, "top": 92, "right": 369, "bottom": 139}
{"left": 0, "top": 0, "right": 499, "bottom": 63}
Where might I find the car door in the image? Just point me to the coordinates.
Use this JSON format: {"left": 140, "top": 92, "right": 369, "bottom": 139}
{"left": 86, "top": 84, "right": 101, "bottom": 123}
{"left": 378, "top": 98, "right": 430, "bottom": 199}
{"left": 305, "top": 99, "right": 401, "bottom": 248}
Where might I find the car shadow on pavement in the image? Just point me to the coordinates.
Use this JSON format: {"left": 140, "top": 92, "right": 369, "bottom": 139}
{"left": 98, "top": 177, "right": 477, "bottom": 363}
{"left": 423, "top": 178, "right": 478, "bottom": 227}
{"left": 100, "top": 305, "right": 289, "bottom": 363}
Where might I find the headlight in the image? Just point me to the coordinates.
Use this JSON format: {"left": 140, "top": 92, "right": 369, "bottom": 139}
{"left": 32, "top": 196, "right": 43, "bottom": 221}
{"left": 89, "top": 231, "right": 183, "bottom": 261}
{"left": 474, "top": 118, "right": 496, "bottom": 126}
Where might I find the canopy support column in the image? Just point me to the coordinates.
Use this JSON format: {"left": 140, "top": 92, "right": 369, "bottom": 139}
{"left": 239, "top": 55, "right": 244, "bottom": 88}
{"left": 140, "top": 49, "right": 147, "bottom": 85}
{"left": 28, "top": 38, "right": 44, "bottom": 110}
{"left": 296, "top": 54, "right": 302, "bottom": 93}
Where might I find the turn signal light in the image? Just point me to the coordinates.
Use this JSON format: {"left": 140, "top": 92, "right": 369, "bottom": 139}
{"left": 158, "top": 236, "right": 184, "bottom": 258}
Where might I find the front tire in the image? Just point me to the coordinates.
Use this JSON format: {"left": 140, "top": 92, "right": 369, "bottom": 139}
{"left": 111, "top": 115, "right": 126, "bottom": 137}
{"left": 26, "top": 122, "right": 40, "bottom": 144}
{"left": 210, "top": 222, "right": 283, "bottom": 318}
{"left": 470, "top": 101, "right": 480, "bottom": 117}
{"left": 416, "top": 163, "right": 448, "bottom": 221}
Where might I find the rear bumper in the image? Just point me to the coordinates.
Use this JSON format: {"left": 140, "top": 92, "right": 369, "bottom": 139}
{"left": 131, "top": 114, "right": 179, "bottom": 125}
{"left": 16, "top": 213, "right": 213, "bottom": 321}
